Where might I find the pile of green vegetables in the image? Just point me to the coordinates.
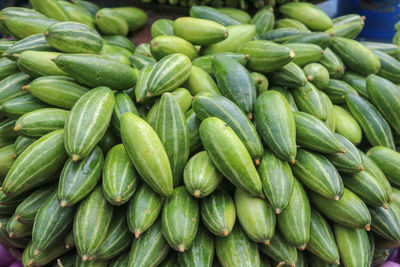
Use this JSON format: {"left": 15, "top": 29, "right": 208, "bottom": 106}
{"left": 0, "top": 0, "right": 400, "bottom": 266}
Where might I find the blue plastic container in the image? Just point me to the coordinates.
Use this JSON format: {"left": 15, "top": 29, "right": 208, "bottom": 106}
{"left": 338, "top": 0, "right": 400, "bottom": 40}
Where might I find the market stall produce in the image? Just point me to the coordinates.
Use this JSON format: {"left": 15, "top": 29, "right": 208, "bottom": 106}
{"left": 0, "top": 0, "right": 400, "bottom": 266}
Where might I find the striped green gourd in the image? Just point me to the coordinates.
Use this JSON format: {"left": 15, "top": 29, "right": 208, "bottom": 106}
{"left": 251, "top": 8, "right": 274, "bottom": 36}
{"left": 294, "top": 111, "right": 344, "bottom": 154}
{"left": 292, "top": 82, "right": 326, "bottom": 120}
{"left": 6, "top": 214, "right": 32, "bottom": 238}
{"left": 237, "top": 40, "right": 294, "bottom": 74}
{"left": 58, "top": 146, "right": 103, "bottom": 207}
{"left": 14, "top": 185, "right": 55, "bottom": 224}
{"left": 318, "top": 48, "right": 345, "bottom": 79}
{"left": 134, "top": 43, "right": 152, "bottom": 57}
{"left": 325, "top": 21, "right": 363, "bottom": 39}
{"left": 255, "top": 90, "right": 296, "bottom": 163}
{"left": 275, "top": 18, "right": 309, "bottom": 31}
{"left": 0, "top": 144, "right": 14, "bottom": 177}
{"left": 307, "top": 209, "right": 340, "bottom": 264}
{"left": 3, "top": 16, "right": 57, "bottom": 40}
{"left": 215, "top": 224, "right": 260, "bottom": 266}
{"left": 284, "top": 32, "right": 332, "bottom": 49}
{"left": 127, "top": 183, "right": 163, "bottom": 238}
{"left": 334, "top": 224, "right": 370, "bottom": 267}
{"left": 369, "top": 204, "right": 400, "bottom": 242}
{"left": 74, "top": 186, "right": 113, "bottom": 261}
{"left": 0, "top": 218, "right": 29, "bottom": 249}
{"left": 284, "top": 43, "right": 323, "bottom": 67}
{"left": 367, "top": 146, "right": 400, "bottom": 186}
{"left": 45, "top": 22, "right": 103, "bottom": 54}
{"left": 269, "top": 62, "right": 307, "bottom": 88}
{"left": 200, "top": 189, "right": 235, "bottom": 237}
{"left": 162, "top": 186, "right": 199, "bottom": 252}
{"left": 102, "top": 35, "right": 135, "bottom": 53}
{"left": 95, "top": 8, "right": 128, "bottom": 36}
{"left": 251, "top": 72, "right": 269, "bottom": 96}
{"left": 22, "top": 238, "right": 69, "bottom": 267}
{"left": 0, "top": 40, "right": 16, "bottom": 56}
{"left": 201, "top": 24, "right": 256, "bottom": 55}
{"left": 54, "top": 54, "right": 137, "bottom": 90}
{"left": 189, "top": 6, "right": 241, "bottom": 26}
{"left": 102, "top": 144, "right": 138, "bottom": 206}
{"left": 129, "top": 53, "right": 156, "bottom": 70}
{"left": 150, "top": 35, "right": 198, "bottom": 61}
{"left": 177, "top": 226, "right": 214, "bottom": 267}
{"left": 199, "top": 117, "right": 263, "bottom": 197}
{"left": 343, "top": 71, "right": 369, "bottom": 99}
{"left": 65, "top": 86, "right": 115, "bottom": 161}
{"left": 110, "top": 92, "right": 139, "bottom": 136}
{"left": 13, "top": 136, "right": 36, "bottom": 158}
{"left": 147, "top": 53, "right": 192, "bottom": 97}
{"left": 331, "top": 37, "right": 380, "bottom": 75}
{"left": 109, "top": 252, "right": 129, "bottom": 267}
{"left": 0, "top": 119, "right": 17, "bottom": 139}
{"left": 174, "top": 17, "right": 227, "bottom": 46}
{"left": 3, "top": 33, "right": 55, "bottom": 60}
{"left": 346, "top": 93, "right": 395, "bottom": 149}
{"left": 366, "top": 74, "right": 400, "bottom": 135}
{"left": 192, "top": 52, "right": 247, "bottom": 76}
{"left": 0, "top": 72, "right": 31, "bottom": 104}
{"left": 128, "top": 219, "right": 170, "bottom": 267}
{"left": 184, "top": 65, "right": 220, "bottom": 96}
{"left": 373, "top": 50, "right": 400, "bottom": 83}
{"left": 111, "top": 7, "right": 147, "bottom": 32}
{"left": 193, "top": 93, "right": 263, "bottom": 162}
{"left": 320, "top": 91, "right": 336, "bottom": 132}
{"left": 0, "top": 94, "right": 50, "bottom": 119}
{"left": 363, "top": 41, "right": 400, "bottom": 56}
{"left": 309, "top": 188, "right": 371, "bottom": 230}
{"left": 0, "top": 189, "right": 27, "bottom": 206}
{"left": 121, "top": 113, "right": 173, "bottom": 197}
{"left": 0, "top": 58, "right": 18, "bottom": 80}
{"left": 333, "top": 105, "right": 362, "bottom": 145}
{"left": 235, "top": 188, "right": 275, "bottom": 244}
{"left": 258, "top": 148, "right": 294, "bottom": 214}
{"left": 325, "top": 134, "right": 363, "bottom": 173}
{"left": 324, "top": 79, "right": 359, "bottom": 104}
{"left": 342, "top": 170, "right": 389, "bottom": 208}
{"left": 373, "top": 247, "right": 391, "bottom": 265}
{"left": 2, "top": 129, "right": 66, "bottom": 196}
{"left": 93, "top": 209, "right": 132, "bottom": 260}
{"left": 154, "top": 93, "right": 190, "bottom": 186}
{"left": 17, "top": 51, "right": 66, "bottom": 77}
{"left": 32, "top": 191, "right": 76, "bottom": 255}
{"left": 151, "top": 19, "right": 174, "bottom": 38}
{"left": 183, "top": 151, "right": 222, "bottom": 198}
{"left": 25, "top": 76, "right": 89, "bottom": 109}
{"left": 259, "top": 231, "right": 298, "bottom": 266}
{"left": 260, "top": 28, "right": 308, "bottom": 44}
{"left": 359, "top": 150, "right": 393, "bottom": 200}
{"left": 135, "top": 63, "right": 155, "bottom": 103}
{"left": 14, "top": 108, "right": 69, "bottom": 137}
{"left": 30, "top": 0, "right": 70, "bottom": 21}
{"left": 277, "top": 178, "right": 310, "bottom": 249}
{"left": 332, "top": 14, "right": 365, "bottom": 26}
{"left": 303, "top": 63, "right": 330, "bottom": 90}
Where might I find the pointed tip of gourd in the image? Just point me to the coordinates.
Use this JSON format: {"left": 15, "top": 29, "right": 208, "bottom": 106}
{"left": 259, "top": 194, "right": 265, "bottom": 199}
{"left": 44, "top": 31, "right": 49, "bottom": 36}
{"left": 334, "top": 195, "right": 340, "bottom": 201}
{"left": 82, "top": 256, "right": 88, "bottom": 262}
{"left": 365, "top": 224, "right": 371, "bottom": 231}
{"left": 33, "top": 250, "right": 40, "bottom": 256}
{"left": 88, "top": 256, "right": 94, "bottom": 261}
{"left": 254, "top": 159, "right": 260, "bottom": 165}
{"left": 361, "top": 15, "right": 366, "bottom": 21}
{"left": 263, "top": 240, "right": 270, "bottom": 245}
{"left": 277, "top": 262, "right": 285, "bottom": 267}
{"left": 8, "top": 232, "right": 14, "bottom": 238}
{"left": 341, "top": 149, "right": 346, "bottom": 154}
{"left": 136, "top": 98, "right": 141, "bottom": 103}
{"left": 115, "top": 197, "right": 122, "bottom": 204}
{"left": 96, "top": 14, "right": 101, "bottom": 18}
{"left": 244, "top": 54, "right": 249, "bottom": 59}
{"left": 13, "top": 125, "right": 20, "bottom": 132}
{"left": 13, "top": 53, "right": 19, "bottom": 59}
{"left": 337, "top": 66, "right": 343, "bottom": 72}
{"left": 65, "top": 244, "right": 70, "bottom": 249}
{"left": 146, "top": 92, "right": 152, "bottom": 98}
{"left": 298, "top": 244, "right": 306, "bottom": 250}
{"left": 224, "top": 31, "right": 228, "bottom": 38}
{"left": 359, "top": 165, "right": 364, "bottom": 171}
{"left": 276, "top": 208, "right": 281, "bottom": 214}
{"left": 22, "top": 85, "right": 29, "bottom": 91}
{"left": 28, "top": 260, "right": 34, "bottom": 266}
{"left": 257, "top": 78, "right": 264, "bottom": 83}
{"left": 289, "top": 159, "right": 296, "bottom": 165}
{"left": 335, "top": 260, "right": 340, "bottom": 265}
{"left": 134, "top": 230, "right": 142, "bottom": 238}
{"left": 60, "top": 201, "right": 67, "bottom": 208}
{"left": 50, "top": 57, "right": 56, "bottom": 62}
{"left": 15, "top": 215, "right": 20, "bottom": 222}
{"left": 384, "top": 203, "right": 389, "bottom": 209}
{"left": 193, "top": 190, "right": 201, "bottom": 198}
{"left": 221, "top": 229, "right": 229, "bottom": 236}
{"left": 0, "top": 187, "right": 3, "bottom": 191}
{"left": 178, "top": 245, "right": 185, "bottom": 252}
{"left": 0, "top": 17, "right": 5, "bottom": 21}
{"left": 71, "top": 155, "right": 80, "bottom": 162}
{"left": 289, "top": 50, "right": 295, "bottom": 58}
{"left": 11, "top": 154, "right": 16, "bottom": 159}
{"left": 290, "top": 263, "right": 296, "bottom": 267}
{"left": 385, "top": 251, "right": 390, "bottom": 256}
{"left": 248, "top": 113, "right": 253, "bottom": 120}
{"left": 307, "top": 75, "right": 313, "bottom": 82}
